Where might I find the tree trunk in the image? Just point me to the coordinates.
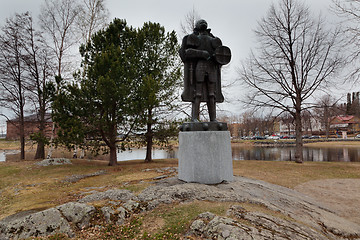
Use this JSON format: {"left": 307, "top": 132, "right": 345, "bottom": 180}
{"left": 20, "top": 133, "right": 25, "bottom": 160}
{"left": 108, "top": 145, "right": 117, "bottom": 166}
{"left": 294, "top": 107, "right": 303, "bottom": 163}
{"left": 35, "top": 111, "right": 46, "bottom": 159}
{"left": 145, "top": 109, "right": 153, "bottom": 163}
{"left": 19, "top": 110, "right": 25, "bottom": 160}
{"left": 35, "top": 140, "right": 45, "bottom": 159}
{"left": 324, "top": 106, "right": 329, "bottom": 139}
{"left": 47, "top": 122, "right": 56, "bottom": 159}
{"left": 145, "top": 129, "right": 153, "bottom": 162}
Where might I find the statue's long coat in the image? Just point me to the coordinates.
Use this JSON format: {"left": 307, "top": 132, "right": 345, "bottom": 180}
{"left": 179, "top": 34, "right": 224, "bottom": 103}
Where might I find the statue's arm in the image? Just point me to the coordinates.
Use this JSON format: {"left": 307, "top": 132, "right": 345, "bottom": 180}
{"left": 185, "top": 48, "right": 210, "bottom": 60}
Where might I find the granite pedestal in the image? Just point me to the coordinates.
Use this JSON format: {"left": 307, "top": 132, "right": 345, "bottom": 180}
{"left": 178, "top": 123, "right": 233, "bottom": 184}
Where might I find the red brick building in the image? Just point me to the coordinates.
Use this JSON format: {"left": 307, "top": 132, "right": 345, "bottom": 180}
{"left": 6, "top": 113, "right": 53, "bottom": 140}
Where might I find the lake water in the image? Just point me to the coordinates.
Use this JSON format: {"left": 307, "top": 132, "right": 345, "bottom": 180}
{"left": 117, "top": 145, "right": 360, "bottom": 162}
{"left": 1, "top": 145, "right": 360, "bottom": 162}
{"left": 117, "top": 148, "right": 176, "bottom": 161}
{"left": 232, "top": 145, "right": 360, "bottom": 162}
{"left": 0, "top": 150, "right": 20, "bottom": 162}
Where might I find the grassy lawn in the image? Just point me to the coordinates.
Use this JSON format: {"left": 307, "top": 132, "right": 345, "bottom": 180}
{"left": 1, "top": 140, "right": 360, "bottom": 239}
{"left": 0, "top": 139, "right": 21, "bottom": 150}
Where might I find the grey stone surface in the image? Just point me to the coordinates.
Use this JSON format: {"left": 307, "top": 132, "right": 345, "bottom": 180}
{"left": 189, "top": 207, "right": 330, "bottom": 240}
{"left": 101, "top": 206, "right": 115, "bottom": 224}
{"left": 35, "top": 158, "right": 72, "bottom": 166}
{"left": 0, "top": 208, "right": 74, "bottom": 240}
{"left": 56, "top": 202, "right": 95, "bottom": 229}
{"left": 178, "top": 131, "right": 233, "bottom": 184}
{"left": 62, "top": 170, "right": 107, "bottom": 183}
{"left": 123, "top": 200, "right": 140, "bottom": 212}
{"left": 138, "top": 177, "right": 360, "bottom": 239}
{"left": 2, "top": 176, "right": 360, "bottom": 239}
{"left": 115, "top": 206, "right": 129, "bottom": 225}
{"left": 78, "top": 189, "right": 136, "bottom": 203}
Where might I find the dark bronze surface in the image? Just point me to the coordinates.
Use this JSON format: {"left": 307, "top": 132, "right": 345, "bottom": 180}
{"left": 179, "top": 19, "right": 231, "bottom": 123}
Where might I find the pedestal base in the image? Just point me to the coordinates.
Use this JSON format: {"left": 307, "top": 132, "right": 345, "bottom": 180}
{"left": 178, "top": 131, "right": 233, "bottom": 184}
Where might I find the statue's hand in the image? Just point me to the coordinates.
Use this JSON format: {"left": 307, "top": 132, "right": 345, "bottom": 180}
{"left": 203, "top": 51, "right": 211, "bottom": 60}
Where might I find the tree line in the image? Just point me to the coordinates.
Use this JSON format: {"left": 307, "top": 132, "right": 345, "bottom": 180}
{"left": 1, "top": 0, "right": 359, "bottom": 165}
{"left": 240, "top": 0, "right": 360, "bottom": 163}
{"left": 0, "top": 0, "right": 181, "bottom": 165}
{"left": 225, "top": 93, "right": 347, "bottom": 139}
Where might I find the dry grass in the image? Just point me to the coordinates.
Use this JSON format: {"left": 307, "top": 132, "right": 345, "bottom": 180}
{"left": 0, "top": 140, "right": 20, "bottom": 150}
{"left": 0, "top": 158, "right": 178, "bottom": 220}
{"left": 1, "top": 139, "right": 360, "bottom": 235}
{"left": 234, "top": 160, "right": 360, "bottom": 188}
{"left": 1, "top": 156, "right": 360, "bottom": 221}
{"left": 305, "top": 141, "right": 360, "bottom": 148}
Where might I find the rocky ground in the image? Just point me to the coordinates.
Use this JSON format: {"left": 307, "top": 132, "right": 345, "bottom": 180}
{"left": 295, "top": 178, "right": 360, "bottom": 226}
{"left": 1, "top": 174, "right": 360, "bottom": 239}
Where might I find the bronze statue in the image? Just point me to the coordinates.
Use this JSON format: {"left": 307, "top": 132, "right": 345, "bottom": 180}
{"left": 179, "top": 19, "right": 231, "bottom": 122}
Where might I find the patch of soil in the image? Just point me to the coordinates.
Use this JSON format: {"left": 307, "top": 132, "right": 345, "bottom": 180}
{"left": 141, "top": 216, "right": 165, "bottom": 235}
{"left": 294, "top": 178, "right": 360, "bottom": 225}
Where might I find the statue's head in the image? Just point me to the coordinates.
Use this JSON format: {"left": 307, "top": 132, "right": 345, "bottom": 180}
{"left": 195, "top": 19, "right": 208, "bottom": 31}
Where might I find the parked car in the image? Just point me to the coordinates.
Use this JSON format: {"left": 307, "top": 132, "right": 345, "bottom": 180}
{"left": 252, "top": 136, "right": 266, "bottom": 140}
{"left": 309, "top": 135, "right": 321, "bottom": 139}
{"left": 355, "top": 134, "right": 360, "bottom": 139}
{"left": 241, "top": 136, "right": 251, "bottom": 140}
{"left": 267, "top": 135, "right": 280, "bottom": 140}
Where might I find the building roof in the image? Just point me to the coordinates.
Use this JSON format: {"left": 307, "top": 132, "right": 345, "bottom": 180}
{"left": 7, "top": 113, "right": 52, "bottom": 123}
{"left": 330, "top": 115, "right": 358, "bottom": 124}
{"left": 337, "top": 116, "right": 354, "bottom": 121}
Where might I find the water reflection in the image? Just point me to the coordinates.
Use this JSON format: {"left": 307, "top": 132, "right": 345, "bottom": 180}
{"left": 1, "top": 146, "right": 359, "bottom": 162}
{"left": 0, "top": 150, "right": 20, "bottom": 162}
{"left": 117, "top": 148, "right": 176, "bottom": 161}
{"left": 0, "top": 151, "right": 5, "bottom": 162}
{"left": 232, "top": 145, "right": 360, "bottom": 162}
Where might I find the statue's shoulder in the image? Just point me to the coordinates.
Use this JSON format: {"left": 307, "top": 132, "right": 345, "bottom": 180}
{"left": 185, "top": 33, "right": 200, "bottom": 47}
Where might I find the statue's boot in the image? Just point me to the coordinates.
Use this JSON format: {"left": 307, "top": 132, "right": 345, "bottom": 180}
{"left": 191, "top": 97, "right": 201, "bottom": 122}
{"left": 207, "top": 82, "right": 217, "bottom": 122}
{"left": 207, "top": 96, "right": 216, "bottom": 122}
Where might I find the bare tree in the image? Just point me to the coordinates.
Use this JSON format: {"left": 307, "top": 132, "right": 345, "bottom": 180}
{"left": 39, "top": 0, "right": 83, "bottom": 158}
{"left": 179, "top": 8, "right": 201, "bottom": 37}
{"left": 313, "top": 94, "right": 342, "bottom": 138}
{"left": 279, "top": 112, "right": 294, "bottom": 136}
{"left": 332, "top": 0, "right": 360, "bottom": 81}
{"left": 21, "top": 13, "right": 55, "bottom": 159}
{"left": 240, "top": 0, "right": 343, "bottom": 163}
{"left": 77, "top": 0, "right": 109, "bottom": 44}
{"left": 0, "top": 13, "right": 28, "bottom": 159}
{"left": 39, "top": 0, "right": 82, "bottom": 79}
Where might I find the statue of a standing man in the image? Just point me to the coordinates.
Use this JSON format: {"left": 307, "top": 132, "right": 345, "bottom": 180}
{"left": 179, "top": 19, "right": 231, "bottom": 122}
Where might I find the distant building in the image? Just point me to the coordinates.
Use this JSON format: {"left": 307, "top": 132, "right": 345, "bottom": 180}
{"left": 278, "top": 118, "right": 322, "bottom": 136}
{"left": 329, "top": 115, "right": 360, "bottom": 134}
{"left": 6, "top": 113, "right": 53, "bottom": 140}
{"left": 0, "top": 123, "right": 6, "bottom": 139}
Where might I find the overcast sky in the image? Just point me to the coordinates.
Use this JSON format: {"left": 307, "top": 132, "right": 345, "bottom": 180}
{"left": 0, "top": 0, "right": 341, "bottom": 122}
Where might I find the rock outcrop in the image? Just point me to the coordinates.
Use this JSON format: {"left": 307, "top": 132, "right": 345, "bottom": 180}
{"left": 1, "top": 176, "right": 360, "bottom": 239}
{"left": 35, "top": 158, "right": 72, "bottom": 166}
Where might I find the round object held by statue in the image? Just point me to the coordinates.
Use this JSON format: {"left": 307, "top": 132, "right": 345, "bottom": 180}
{"left": 214, "top": 46, "right": 231, "bottom": 65}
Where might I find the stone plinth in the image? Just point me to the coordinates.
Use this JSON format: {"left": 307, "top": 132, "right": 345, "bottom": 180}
{"left": 178, "top": 131, "right": 233, "bottom": 184}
